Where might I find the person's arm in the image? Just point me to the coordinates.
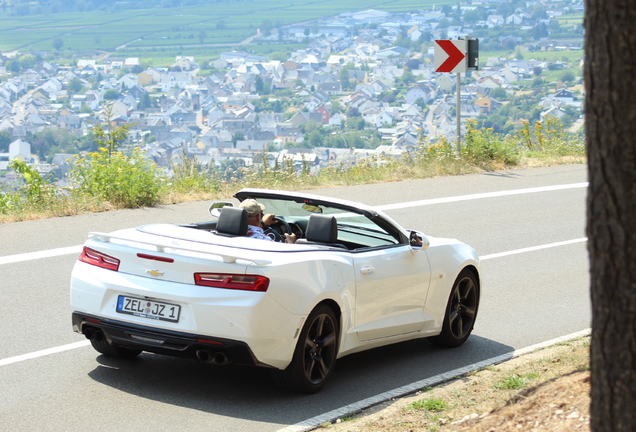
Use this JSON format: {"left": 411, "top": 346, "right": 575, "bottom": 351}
{"left": 261, "top": 214, "right": 296, "bottom": 243}
{"left": 261, "top": 214, "right": 276, "bottom": 227}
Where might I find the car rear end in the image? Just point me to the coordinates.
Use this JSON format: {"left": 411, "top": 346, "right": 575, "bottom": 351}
{"left": 70, "top": 226, "right": 303, "bottom": 369}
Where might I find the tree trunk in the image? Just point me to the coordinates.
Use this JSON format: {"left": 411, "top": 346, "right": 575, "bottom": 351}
{"left": 585, "top": 0, "right": 636, "bottom": 431}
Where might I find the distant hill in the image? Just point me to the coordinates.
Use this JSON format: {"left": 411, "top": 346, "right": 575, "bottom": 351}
{"left": 0, "top": 0, "right": 444, "bottom": 53}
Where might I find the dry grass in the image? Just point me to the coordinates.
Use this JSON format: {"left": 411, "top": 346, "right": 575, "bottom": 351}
{"left": 452, "top": 371, "right": 589, "bottom": 432}
{"left": 0, "top": 156, "right": 586, "bottom": 225}
{"left": 322, "top": 336, "right": 590, "bottom": 432}
{"left": 518, "top": 155, "right": 587, "bottom": 168}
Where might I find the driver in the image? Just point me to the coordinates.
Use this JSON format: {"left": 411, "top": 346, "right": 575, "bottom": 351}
{"left": 239, "top": 199, "right": 297, "bottom": 243}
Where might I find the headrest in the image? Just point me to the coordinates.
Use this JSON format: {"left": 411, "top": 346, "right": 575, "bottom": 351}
{"left": 216, "top": 207, "right": 248, "bottom": 236}
{"left": 305, "top": 214, "right": 338, "bottom": 243}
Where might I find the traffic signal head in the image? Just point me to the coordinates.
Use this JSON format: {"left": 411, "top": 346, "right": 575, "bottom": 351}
{"left": 467, "top": 38, "right": 479, "bottom": 70}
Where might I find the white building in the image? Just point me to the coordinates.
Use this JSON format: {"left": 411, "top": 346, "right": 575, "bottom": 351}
{"left": 0, "top": 139, "right": 32, "bottom": 170}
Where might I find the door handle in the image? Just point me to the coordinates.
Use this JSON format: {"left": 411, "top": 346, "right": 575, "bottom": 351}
{"left": 360, "top": 266, "right": 375, "bottom": 275}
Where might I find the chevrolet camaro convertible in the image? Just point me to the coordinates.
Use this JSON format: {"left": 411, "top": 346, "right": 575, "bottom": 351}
{"left": 70, "top": 188, "right": 480, "bottom": 393}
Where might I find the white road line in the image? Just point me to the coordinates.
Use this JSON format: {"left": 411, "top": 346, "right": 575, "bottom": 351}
{"left": 276, "top": 329, "right": 592, "bottom": 432}
{"left": 0, "top": 245, "right": 82, "bottom": 266}
{"left": 481, "top": 238, "right": 588, "bottom": 260}
{"left": 376, "top": 182, "right": 588, "bottom": 211}
{"left": 0, "top": 340, "right": 90, "bottom": 367}
{"left": 0, "top": 182, "right": 588, "bottom": 266}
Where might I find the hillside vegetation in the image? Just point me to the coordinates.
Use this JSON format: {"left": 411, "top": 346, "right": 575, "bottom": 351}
{"left": 0, "top": 117, "right": 585, "bottom": 224}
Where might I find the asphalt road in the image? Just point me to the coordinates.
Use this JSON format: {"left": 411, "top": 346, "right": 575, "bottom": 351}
{"left": 0, "top": 164, "right": 590, "bottom": 432}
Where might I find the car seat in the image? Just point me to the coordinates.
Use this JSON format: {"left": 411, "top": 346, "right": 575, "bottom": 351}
{"left": 216, "top": 207, "right": 248, "bottom": 236}
{"left": 296, "top": 214, "right": 346, "bottom": 249}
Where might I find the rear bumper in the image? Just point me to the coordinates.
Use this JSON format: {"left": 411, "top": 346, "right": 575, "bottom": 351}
{"left": 72, "top": 312, "right": 266, "bottom": 367}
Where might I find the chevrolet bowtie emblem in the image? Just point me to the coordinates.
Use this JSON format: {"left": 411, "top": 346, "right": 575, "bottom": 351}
{"left": 146, "top": 269, "right": 164, "bottom": 277}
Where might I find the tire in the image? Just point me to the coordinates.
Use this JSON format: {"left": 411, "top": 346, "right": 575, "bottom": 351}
{"left": 429, "top": 269, "right": 480, "bottom": 348}
{"left": 89, "top": 332, "right": 142, "bottom": 359}
{"left": 272, "top": 305, "right": 339, "bottom": 393}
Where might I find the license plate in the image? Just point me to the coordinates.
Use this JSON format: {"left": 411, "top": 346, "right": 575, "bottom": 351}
{"left": 116, "top": 295, "right": 180, "bottom": 323}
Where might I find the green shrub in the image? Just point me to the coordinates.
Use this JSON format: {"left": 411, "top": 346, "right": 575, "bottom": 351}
{"left": 416, "top": 136, "right": 457, "bottom": 161}
{"left": 0, "top": 160, "right": 59, "bottom": 214}
{"left": 68, "top": 112, "right": 163, "bottom": 209}
{"left": 70, "top": 147, "right": 162, "bottom": 208}
{"left": 464, "top": 120, "right": 520, "bottom": 165}
{"left": 517, "top": 118, "right": 585, "bottom": 156}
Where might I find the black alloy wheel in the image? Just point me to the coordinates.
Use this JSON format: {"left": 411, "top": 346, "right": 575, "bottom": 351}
{"left": 272, "top": 305, "right": 339, "bottom": 393}
{"left": 429, "top": 269, "right": 479, "bottom": 348}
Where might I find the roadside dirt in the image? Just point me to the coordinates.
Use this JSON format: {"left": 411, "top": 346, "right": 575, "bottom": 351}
{"left": 322, "top": 337, "right": 590, "bottom": 432}
{"left": 450, "top": 371, "right": 589, "bottom": 431}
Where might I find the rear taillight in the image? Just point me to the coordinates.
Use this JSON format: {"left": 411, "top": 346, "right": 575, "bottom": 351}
{"left": 194, "top": 273, "right": 270, "bottom": 292}
{"left": 79, "top": 247, "right": 120, "bottom": 271}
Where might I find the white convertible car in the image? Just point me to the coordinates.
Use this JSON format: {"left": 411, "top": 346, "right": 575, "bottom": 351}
{"left": 70, "top": 188, "right": 480, "bottom": 393}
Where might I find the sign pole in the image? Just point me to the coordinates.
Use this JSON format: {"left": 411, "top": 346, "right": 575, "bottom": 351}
{"left": 456, "top": 72, "right": 461, "bottom": 155}
{"left": 434, "top": 37, "right": 478, "bottom": 157}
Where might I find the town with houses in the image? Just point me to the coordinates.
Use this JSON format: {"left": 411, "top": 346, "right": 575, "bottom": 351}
{"left": 0, "top": 3, "right": 585, "bottom": 188}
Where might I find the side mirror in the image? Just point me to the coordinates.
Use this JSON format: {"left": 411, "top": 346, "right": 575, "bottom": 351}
{"left": 209, "top": 201, "right": 234, "bottom": 218}
{"left": 409, "top": 231, "right": 429, "bottom": 252}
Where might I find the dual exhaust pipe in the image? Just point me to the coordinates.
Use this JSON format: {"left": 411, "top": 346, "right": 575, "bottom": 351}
{"left": 195, "top": 349, "right": 232, "bottom": 366}
{"left": 83, "top": 326, "right": 231, "bottom": 366}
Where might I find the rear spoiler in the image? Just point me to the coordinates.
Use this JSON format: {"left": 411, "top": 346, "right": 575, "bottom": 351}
{"left": 87, "top": 232, "right": 272, "bottom": 266}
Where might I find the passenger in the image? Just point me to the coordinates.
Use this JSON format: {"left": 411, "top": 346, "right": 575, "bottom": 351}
{"left": 239, "top": 199, "right": 297, "bottom": 243}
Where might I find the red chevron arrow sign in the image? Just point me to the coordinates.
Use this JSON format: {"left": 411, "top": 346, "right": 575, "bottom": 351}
{"left": 434, "top": 39, "right": 467, "bottom": 73}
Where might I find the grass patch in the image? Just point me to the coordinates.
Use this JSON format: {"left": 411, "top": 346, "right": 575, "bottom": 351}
{"left": 321, "top": 336, "right": 590, "bottom": 432}
{"left": 493, "top": 373, "right": 539, "bottom": 390}
{"left": 406, "top": 398, "right": 448, "bottom": 413}
{"left": 493, "top": 374, "right": 527, "bottom": 390}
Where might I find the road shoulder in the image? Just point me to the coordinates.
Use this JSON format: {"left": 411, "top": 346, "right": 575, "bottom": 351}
{"left": 321, "top": 335, "right": 590, "bottom": 432}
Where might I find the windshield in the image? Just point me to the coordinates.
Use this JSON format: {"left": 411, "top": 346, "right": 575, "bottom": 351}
{"left": 249, "top": 197, "right": 401, "bottom": 248}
